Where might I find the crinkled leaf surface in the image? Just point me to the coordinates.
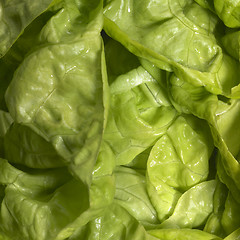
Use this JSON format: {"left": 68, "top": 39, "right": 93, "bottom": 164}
{"left": 214, "top": 0, "right": 240, "bottom": 28}
{"left": 0, "top": 0, "right": 53, "bottom": 57}
{"left": 103, "top": 0, "right": 240, "bottom": 96}
{"left": 160, "top": 180, "right": 217, "bottom": 229}
{"left": 114, "top": 166, "right": 159, "bottom": 226}
{"left": 103, "top": 65, "right": 177, "bottom": 165}
{"left": 169, "top": 74, "right": 240, "bottom": 202}
{"left": 4, "top": 123, "right": 66, "bottom": 168}
{"left": 67, "top": 202, "right": 159, "bottom": 240}
{"left": 5, "top": 0, "right": 107, "bottom": 185}
{"left": 149, "top": 228, "right": 222, "bottom": 240}
{"left": 147, "top": 114, "right": 213, "bottom": 221}
{"left": 0, "top": 159, "right": 86, "bottom": 240}
{"left": 0, "top": 11, "right": 53, "bottom": 110}
{"left": 1, "top": 0, "right": 240, "bottom": 239}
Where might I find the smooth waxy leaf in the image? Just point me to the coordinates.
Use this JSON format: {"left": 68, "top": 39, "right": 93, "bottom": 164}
{"left": 224, "top": 228, "right": 240, "bottom": 240}
{"left": 221, "top": 30, "right": 240, "bottom": 62}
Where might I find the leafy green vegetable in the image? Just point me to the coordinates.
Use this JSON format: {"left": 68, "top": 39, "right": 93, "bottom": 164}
{"left": 159, "top": 180, "right": 217, "bottom": 229}
{"left": 222, "top": 191, "right": 240, "bottom": 235}
{"left": 0, "top": 0, "right": 240, "bottom": 239}
{"left": 224, "top": 228, "right": 240, "bottom": 240}
{"left": 5, "top": 0, "right": 106, "bottom": 186}
{"left": 0, "top": 0, "right": 53, "bottom": 57}
{"left": 4, "top": 123, "right": 66, "bottom": 168}
{"left": 214, "top": 0, "right": 240, "bottom": 28}
{"left": 103, "top": 0, "right": 240, "bottom": 96}
{"left": 114, "top": 166, "right": 159, "bottom": 226}
{"left": 147, "top": 114, "right": 214, "bottom": 221}
{"left": 204, "top": 179, "right": 228, "bottom": 237}
{"left": 168, "top": 74, "right": 240, "bottom": 203}
{"left": 149, "top": 228, "right": 222, "bottom": 240}
{"left": 67, "top": 202, "right": 159, "bottom": 240}
{"left": 103, "top": 64, "right": 177, "bottom": 165}
{"left": 0, "top": 111, "right": 13, "bottom": 156}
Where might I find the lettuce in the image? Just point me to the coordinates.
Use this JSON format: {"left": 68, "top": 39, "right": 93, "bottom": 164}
{"left": 0, "top": 0, "right": 240, "bottom": 239}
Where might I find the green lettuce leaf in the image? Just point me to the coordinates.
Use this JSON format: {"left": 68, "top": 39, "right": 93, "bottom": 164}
{"left": 194, "top": 0, "right": 215, "bottom": 12}
{"left": 1, "top": 0, "right": 240, "bottom": 239}
{"left": 53, "top": 140, "right": 115, "bottom": 240}
{"left": 147, "top": 114, "right": 213, "bottom": 221}
{"left": 4, "top": 123, "right": 66, "bottom": 168}
{"left": 149, "top": 228, "right": 222, "bottom": 240}
{"left": 168, "top": 74, "right": 240, "bottom": 203}
{"left": 159, "top": 180, "right": 217, "bottom": 229}
{"left": 114, "top": 166, "right": 159, "bottom": 227}
{"left": 5, "top": 0, "right": 107, "bottom": 185}
{"left": 204, "top": 179, "right": 228, "bottom": 238}
{"left": 104, "top": 38, "right": 140, "bottom": 84}
{"left": 0, "top": 10, "right": 53, "bottom": 110}
{"left": 103, "top": 0, "right": 240, "bottom": 96}
{"left": 221, "top": 191, "right": 240, "bottom": 235}
{"left": 214, "top": 0, "right": 240, "bottom": 28}
{"left": 224, "top": 228, "right": 240, "bottom": 240}
{"left": 0, "top": 159, "right": 86, "bottom": 240}
{"left": 0, "top": 0, "right": 53, "bottom": 57}
{"left": 221, "top": 29, "right": 240, "bottom": 61}
{"left": 0, "top": 111, "right": 13, "bottom": 157}
{"left": 66, "top": 202, "right": 159, "bottom": 240}
{"left": 103, "top": 65, "right": 177, "bottom": 165}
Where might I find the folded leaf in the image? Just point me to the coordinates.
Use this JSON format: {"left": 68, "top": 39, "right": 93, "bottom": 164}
{"left": 221, "top": 192, "right": 240, "bottom": 235}
{"left": 160, "top": 180, "right": 217, "bottom": 229}
{"left": 0, "top": 0, "right": 53, "bottom": 57}
{"left": 114, "top": 166, "right": 159, "bottom": 226}
{"left": 204, "top": 179, "right": 228, "bottom": 238}
{"left": 5, "top": 0, "right": 107, "bottom": 185}
{"left": 103, "top": 0, "right": 240, "bottom": 96}
{"left": 214, "top": 0, "right": 240, "bottom": 28}
{"left": 147, "top": 114, "right": 213, "bottom": 221}
{"left": 103, "top": 65, "right": 177, "bottom": 165}
{"left": 224, "top": 228, "right": 240, "bottom": 240}
{"left": 0, "top": 159, "right": 84, "bottom": 240}
{"left": 67, "top": 203, "right": 159, "bottom": 240}
{"left": 0, "top": 111, "right": 13, "bottom": 157}
{"left": 169, "top": 74, "right": 240, "bottom": 202}
{"left": 149, "top": 228, "right": 222, "bottom": 240}
{"left": 4, "top": 123, "right": 66, "bottom": 168}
